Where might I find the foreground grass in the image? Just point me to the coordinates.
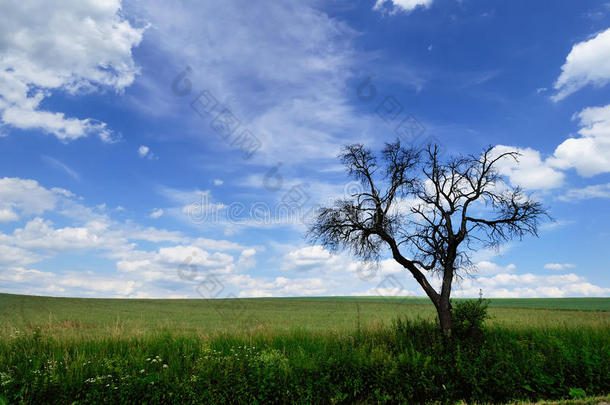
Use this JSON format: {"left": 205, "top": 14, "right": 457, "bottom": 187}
{"left": 510, "top": 396, "right": 610, "bottom": 405}
{"left": 1, "top": 321, "right": 608, "bottom": 404}
{"left": 0, "top": 294, "right": 608, "bottom": 403}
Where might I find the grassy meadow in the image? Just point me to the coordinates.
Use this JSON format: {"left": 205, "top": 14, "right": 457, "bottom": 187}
{"left": 2, "top": 294, "right": 609, "bottom": 339}
{"left": 0, "top": 293, "right": 609, "bottom": 403}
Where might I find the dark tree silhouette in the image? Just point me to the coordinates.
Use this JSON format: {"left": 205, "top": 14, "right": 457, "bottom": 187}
{"left": 307, "top": 141, "right": 549, "bottom": 335}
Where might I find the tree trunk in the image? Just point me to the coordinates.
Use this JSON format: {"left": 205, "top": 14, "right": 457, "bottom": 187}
{"left": 436, "top": 298, "right": 452, "bottom": 337}
{"left": 438, "top": 257, "right": 455, "bottom": 337}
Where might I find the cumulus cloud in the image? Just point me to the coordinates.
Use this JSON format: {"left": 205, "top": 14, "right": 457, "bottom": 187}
{"left": 490, "top": 145, "right": 564, "bottom": 189}
{"left": 553, "top": 28, "right": 610, "bottom": 101}
{"left": 233, "top": 274, "right": 330, "bottom": 297}
{"left": 192, "top": 237, "right": 248, "bottom": 252}
{"left": 454, "top": 272, "right": 609, "bottom": 298}
{"left": 0, "top": 245, "right": 42, "bottom": 267}
{"left": 138, "top": 145, "right": 156, "bottom": 159}
{"left": 116, "top": 245, "right": 236, "bottom": 284}
{"left": 0, "top": 177, "right": 60, "bottom": 220}
{"left": 1, "top": 177, "right": 606, "bottom": 299}
{"left": 493, "top": 103, "right": 610, "bottom": 187}
{"left": 8, "top": 217, "right": 129, "bottom": 252}
{"left": 0, "top": 177, "right": 260, "bottom": 298}
{"left": 0, "top": 267, "right": 143, "bottom": 297}
{"left": 138, "top": 145, "right": 149, "bottom": 157}
{"left": 474, "top": 261, "right": 516, "bottom": 275}
{"left": 237, "top": 248, "right": 257, "bottom": 270}
{"left": 0, "top": 0, "right": 145, "bottom": 141}
{"left": 276, "top": 247, "right": 609, "bottom": 299}
{"left": 0, "top": 177, "right": 205, "bottom": 267}
{"left": 549, "top": 104, "right": 610, "bottom": 177}
{"left": 282, "top": 245, "right": 336, "bottom": 271}
{"left": 0, "top": 209, "right": 18, "bottom": 223}
{"left": 544, "top": 263, "right": 575, "bottom": 271}
{"left": 373, "top": 0, "right": 433, "bottom": 14}
{"left": 496, "top": 104, "right": 610, "bottom": 185}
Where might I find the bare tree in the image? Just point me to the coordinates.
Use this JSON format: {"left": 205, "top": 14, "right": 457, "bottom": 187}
{"left": 307, "top": 141, "right": 549, "bottom": 336}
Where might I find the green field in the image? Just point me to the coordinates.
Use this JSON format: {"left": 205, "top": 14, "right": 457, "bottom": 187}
{"left": 2, "top": 293, "right": 609, "bottom": 339}
{"left": 1, "top": 293, "right": 609, "bottom": 404}
{"left": 281, "top": 296, "right": 610, "bottom": 310}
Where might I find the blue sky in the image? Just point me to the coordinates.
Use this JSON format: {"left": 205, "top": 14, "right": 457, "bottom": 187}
{"left": 0, "top": 0, "right": 609, "bottom": 298}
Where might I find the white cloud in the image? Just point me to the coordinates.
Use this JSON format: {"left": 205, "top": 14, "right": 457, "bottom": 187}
{"left": 157, "top": 246, "right": 233, "bottom": 269}
{"left": 138, "top": 145, "right": 156, "bottom": 159}
{"left": 0, "top": 245, "right": 42, "bottom": 267}
{"left": 192, "top": 237, "right": 248, "bottom": 252}
{"left": 546, "top": 29, "right": 610, "bottom": 177}
{"left": 116, "top": 245, "right": 236, "bottom": 282}
{"left": 0, "top": 177, "right": 60, "bottom": 220}
{"left": 544, "top": 263, "right": 576, "bottom": 271}
{"left": 497, "top": 105, "right": 610, "bottom": 183}
{"left": 0, "top": 267, "right": 54, "bottom": 287}
{"left": 490, "top": 145, "right": 564, "bottom": 189}
{"left": 158, "top": 187, "right": 226, "bottom": 221}
{"left": 0, "top": 176, "right": 271, "bottom": 298}
{"left": 0, "top": 209, "right": 18, "bottom": 223}
{"left": 373, "top": 0, "right": 433, "bottom": 14}
{"left": 138, "top": 145, "right": 150, "bottom": 157}
{"left": 549, "top": 104, "right": 610, "bottom": 177}
{"left": 474, "top": 261, "right": 516, "bottom": 275}
{"left": 232, "top": 274, "right": 330, "bottom": 297}
{"left": 237, "top": 248, "right": 257, "bottom": 270}
{"left": 553, "top": 28, "right": 610, "bottom": 101}
{"left": 125, "top": 226, "right": 185, "bottom": 243}
{"left": 560, "top": 182, "right": 610, "bottom": 201}
{"left": 150, "top": 208, "right": 164, "bottom": 219}
{"left": 1, "top": 177, "right": 606, "bottom": 299}
{"left": 0, "top": 267, "right": 143, "bottom": 297}
{"left": 281, "top": 245, "right": 339, "bottom": 272}
{"left": 454, "top": 271, "right": 609, "bottom": 298}
{"left": 0, "top": 0, "right": 145, "bottom": 141}
{"left": 213, "top": 179, "right": 224, "bottom": 186}
{"left": 8, "top": 217, "right": 128, "bottom": 252}
{"left": 51, "top": 271, "right": 142, "bottom": 296}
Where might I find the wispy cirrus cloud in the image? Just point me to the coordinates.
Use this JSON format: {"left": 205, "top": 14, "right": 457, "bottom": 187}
{"left": 560, "top": 182, "right": 610, "bottom": 202}
{"left": 41, "top": 156, "right": 80, "bottom": 180}
{"left": 127, "top": 0, "right": 375, "bottom": 164}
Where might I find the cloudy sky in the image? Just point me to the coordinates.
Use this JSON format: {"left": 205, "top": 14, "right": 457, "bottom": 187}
{"left": 0, "top": 0, "right": 609, "bottom": 299}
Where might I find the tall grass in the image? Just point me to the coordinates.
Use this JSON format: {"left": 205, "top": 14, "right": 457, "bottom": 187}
{"left": 1, "top": 319, "right": 608, "bottom": 404}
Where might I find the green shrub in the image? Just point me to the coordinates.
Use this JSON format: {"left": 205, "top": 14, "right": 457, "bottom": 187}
{"left": 452, "top": 298, "right": 490, "bottom": 339}
{"left": 569, "top": 387, "right": 586, "bottom": 399}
